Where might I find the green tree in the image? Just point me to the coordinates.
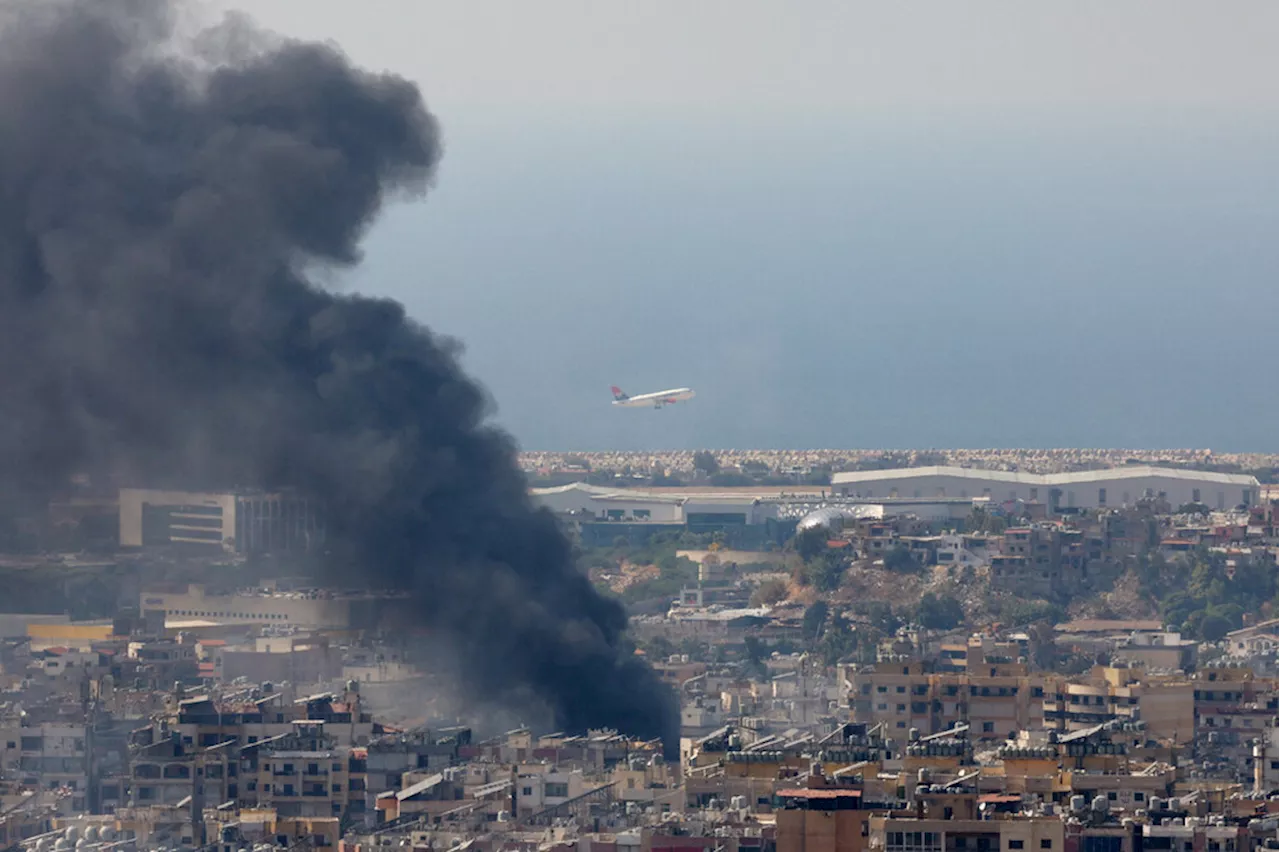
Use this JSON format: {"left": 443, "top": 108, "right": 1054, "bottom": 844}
{"left": 1000, "top": 599, "right": 1065, "bottom": 627}
{"left": 806, "top": 551, "right": 846, "bottom": 592}
{"left": 857, "top": 600, "right": 902, "bottom": 635}
{"left": 962, "top": 508, "right": 1007, "bottom": 535}
{"left": 803, "top": 601, "right": 829, "bottom": 641}
{"left": 817, "top": 617, "right": 858, "bottom": 665}
{"left": 883, "top": 544, "right": 919, "bottom": 573}
{"left": 1200, "top": 614, "right": 1232, "bottom": 642}
{"left": 750, "top": 578, "right": 789, "bottom": 607}
{"left": 644, "top": 636, "right": 674, "bottom": 661}
{"left": 916, "top": 592, "right": 965, "bottom": 630}
{"left": 743, "top": 636, "right": 767, "bottom": 664}
{"left": 693, "top": 451, "right": 721, "bottom": 475}
{"left": 793, "top": 527, "right": 829, "bottom": 563}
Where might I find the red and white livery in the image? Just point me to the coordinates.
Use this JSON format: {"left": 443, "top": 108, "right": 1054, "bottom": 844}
{"left": 610, "top": 385, "right": 696, "bottom": 409}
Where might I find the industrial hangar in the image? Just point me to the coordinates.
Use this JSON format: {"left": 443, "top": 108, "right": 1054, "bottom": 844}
{"left": 529, "top": 482, "right": 976, "bottom": 526}
{"left": 829, "top": 465, "right": 1261, "bottom": 511}
{"left": 531, "top": 482, "right": 772, "bottom": 526}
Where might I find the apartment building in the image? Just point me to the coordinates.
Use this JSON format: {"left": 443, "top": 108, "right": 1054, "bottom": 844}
{"left": 844, "top": 657, "right": 1055, "bottom": 740}
{"left": 0, "top": 721, "right": 92, "bottom": 811}
{"left": 165, "top": 688, "right": 377, "bottom": 752}
{"left": 1042, "top": 667, "right": 1194, "bottom": 744}
{"left": 990, "top": 527, "right": 1088, "bottom": 598}
{"left": 776, "top": 786, "right": 872, "bottom": 852}
{"left": 251, "top": 740, "right": 367, "bottom": 819}
{"left": 514, "top": 766, "right": 588, "bottom": 818}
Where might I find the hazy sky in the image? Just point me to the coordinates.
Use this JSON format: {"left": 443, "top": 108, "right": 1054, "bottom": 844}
{"left": 233, "top": 2, "right": 1277, "bottom": 452}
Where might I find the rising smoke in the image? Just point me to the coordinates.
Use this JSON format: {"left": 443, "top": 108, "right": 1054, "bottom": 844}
{"left": 0, "top": 0, "right": 678, "bottom": 749}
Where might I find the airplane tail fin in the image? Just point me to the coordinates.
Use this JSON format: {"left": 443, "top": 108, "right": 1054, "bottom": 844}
{"left": 610, "top": 386, "right": 629, "bottom": 401}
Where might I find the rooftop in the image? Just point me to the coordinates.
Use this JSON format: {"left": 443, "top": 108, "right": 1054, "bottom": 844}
{"left": 832, "top": 465, "right": 1260, "bottom": 487}
{"left": 777, "top": 789, "right": 862, "bottom": 799}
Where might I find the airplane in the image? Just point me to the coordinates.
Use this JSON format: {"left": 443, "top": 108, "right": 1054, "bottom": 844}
{"left": 611, "top": 385, "right": 696, "bottom": 409}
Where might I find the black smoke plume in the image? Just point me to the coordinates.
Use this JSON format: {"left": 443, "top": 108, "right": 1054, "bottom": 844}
{"left": 0, "top": 0, "right": 678, "bottom": 750}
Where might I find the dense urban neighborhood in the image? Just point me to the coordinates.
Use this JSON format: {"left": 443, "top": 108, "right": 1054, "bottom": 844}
{"left": 0, "top": 451, "right": 1273, "bottom": 852}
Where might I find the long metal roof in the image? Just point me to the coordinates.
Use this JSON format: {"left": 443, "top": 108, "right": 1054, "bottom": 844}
{"left": 831, "top": 465, "right": 1259, "bottom": 487}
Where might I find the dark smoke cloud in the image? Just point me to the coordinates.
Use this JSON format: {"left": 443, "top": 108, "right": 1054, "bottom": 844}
{"left": 0, "top": 0, "right": 678, "bottom": 749}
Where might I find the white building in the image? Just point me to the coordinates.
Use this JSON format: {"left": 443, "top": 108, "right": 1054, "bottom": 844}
{"left": 830, "top": 466, "right": 1260, "bottom": 511}
{"left": 530, "top": 482, "right": 778, "bottom": 524}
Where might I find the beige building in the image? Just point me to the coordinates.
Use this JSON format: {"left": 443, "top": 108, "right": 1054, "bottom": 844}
{"left": 119, "top": 488, "right": 322, "bottom": 553}
{"left": 1042, "top": 666, "right": 1195, "bottom": 743}
{"left": 252, "top": 747, "right": 364, "bottom": 818}
{"left": 142, "top": 584, "right": 356, "bottom": 630}
{"left": 844, "top": 657, "right": 1056, "bottom": 740}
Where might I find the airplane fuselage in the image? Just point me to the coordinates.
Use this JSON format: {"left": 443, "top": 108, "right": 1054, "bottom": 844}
{"left": 612, "top": 387, "right": 695, "bottom": 409}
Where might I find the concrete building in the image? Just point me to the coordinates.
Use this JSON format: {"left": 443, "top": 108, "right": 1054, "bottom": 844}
{"left": 218, "top": 635, "right": 342, "bottom": 686}
{"left": 119, "top": 488, "right": 323, "bottom": 554}
{"left": 141, "top": 584, "right": 365, "bottom": 630}
{"left": 830, "top": 467, "right": 1261, "bottom": 511}
{"left": 0, "top": 722, "right": 92, "bottom": 811}
{"left": 531, "top": 483, "right": 779, "bottom": 525}
{"left": 843, "top": 658, "right": 1056, "bottom": 741}
{"left": 1042, "top": 667, "right": 1195, "bottom": 743}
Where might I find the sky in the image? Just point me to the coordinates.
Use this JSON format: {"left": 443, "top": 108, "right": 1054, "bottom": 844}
{"left": 233, "top": 2, "right": 1277, "bottom": 452}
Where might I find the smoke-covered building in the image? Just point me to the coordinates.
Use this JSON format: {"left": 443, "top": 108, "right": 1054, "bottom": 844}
{"left": 118, "top": 488, "right": 323, "bottom": 554}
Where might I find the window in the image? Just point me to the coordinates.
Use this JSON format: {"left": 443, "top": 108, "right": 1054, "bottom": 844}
{"left": 1134, "top": 793, "right": 1144, "bottom": 802}
{"left": 886, "top": 830, "right": 941, "bottom": 852}
{"left": 521, "top": 786, "right": 533, "bottom": 797}
{"left": 1193, "top": 489, "right": 1201, "bottom": 503}
{"left": 1106, "top": 792, "right": 1117, "bottom": 801}
{"left": 1041, "top": 842, "right": 1052, "bottom": 850}
{"left": 545, "top": 782, "right": 569, "bottom": 798}
{"left": 982, "top": 722, "right": 994, "bottom": 733}
{"left": 1098, "top": 488, "right": 1106, "bottom": 506}
{"left": 1009, "top": 842, "right": 1024, "bottom": 850}
{"left": 896, "top": 686, "right": 906, "bottom": 694}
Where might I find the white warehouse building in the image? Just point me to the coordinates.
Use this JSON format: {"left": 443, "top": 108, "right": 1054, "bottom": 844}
{"left": 829, "top": 465, "right": 1261, "bottom": 511}
{"left": 531, "top": 482, "right": 777, "bottom": 524}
